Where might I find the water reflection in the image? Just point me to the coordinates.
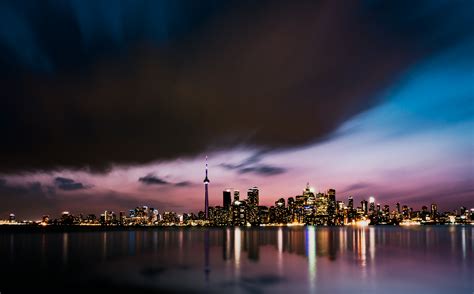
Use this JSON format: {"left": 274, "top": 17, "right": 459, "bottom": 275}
{"left": 306, "top": 226, "right": 316, "bottom": 292}
{"left": 62, "top": 232, "right": 68, "bottom": 265}
{"left": 0, "top": 226, "right": 472, "bottom": 293}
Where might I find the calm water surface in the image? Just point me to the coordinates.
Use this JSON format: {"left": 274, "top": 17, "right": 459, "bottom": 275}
{"left": 0, "top": 226, "right": 472, "bottom": 293}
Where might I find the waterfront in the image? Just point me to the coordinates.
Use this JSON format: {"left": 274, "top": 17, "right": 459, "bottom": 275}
{"left": 0, "top": 226, "right": 472, "bottom": 293}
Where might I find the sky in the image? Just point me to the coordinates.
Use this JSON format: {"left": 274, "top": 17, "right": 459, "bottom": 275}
{"left": 0, "top": 0, "right": 473, "bottom": 219}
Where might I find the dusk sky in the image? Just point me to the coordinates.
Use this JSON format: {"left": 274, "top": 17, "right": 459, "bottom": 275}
{"left": 0, "top": 0, "right": 473, "bottom": 219}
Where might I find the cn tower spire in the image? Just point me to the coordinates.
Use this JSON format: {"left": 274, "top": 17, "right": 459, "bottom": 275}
{"left": 203, "top": 156, "right": 210, "bottom": 219}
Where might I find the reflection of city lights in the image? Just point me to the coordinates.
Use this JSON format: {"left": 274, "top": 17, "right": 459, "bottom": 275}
{"left": 369, "top": 227, "right": 375, "bottom": 261}
{"left": 360, "top": 229, "right": 367, "bottom": 268}
{"left": 461, "top": 227, "right": 466, "bottom": 260}
{"left": 277, "top": 227, "right": 283, "bottom": 253}
{"left": 306, "top": 226, "right": 316, "bottom": 291}
{"left": 62, "top": 233, "right": 69, "bottom": 265}
{"left": 277, "top": 227, "right": 283, "bottom": 275}
{"left": 234, "top": 227, "right": 241, "bottom": 270}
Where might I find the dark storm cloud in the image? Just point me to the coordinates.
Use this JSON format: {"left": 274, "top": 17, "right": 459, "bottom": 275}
{"left": 175, "top": 181, "right": 193, "bottom": 187}
{"left": 54, "top": 177, "right": 88, "bottom": 191}
{"left": 239, "top": 165, "right": 286, "bottom": 176}
{"left": 221, "top": 152, "right": 286, "bottom": 176}
{"left": 0, "top": 0, "right": 473, "bottom": 172}
{"left": 342, "top": 182, "right": 374, "bottom": 193}
{"left": 138, "top": 174, "right": 169, "bottom": 185}
{"left": 138, "top": 175, "right": 194, "bottom": 186}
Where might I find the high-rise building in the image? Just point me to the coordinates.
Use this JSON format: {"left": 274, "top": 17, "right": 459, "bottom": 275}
{"left": 327, "top": 189, "right": 336, "bottom": 219}
{"left": 303, "top": 183, "right": 315, "bottom": 205}
{"left": 119, "top": 211, "right": 124, "bottom": 224}
{"left": 234, "top": 190, "right": 240, "bottom": 203}
{"left": 274, "top": 198, "right": 287, "bottom": 223}
{"left": 369, "top": 196, "right": 375, "bottom": 214}
{"left": 315, "top": 192, "right": 329, "bottom": 224}
{"left": 337, "top": 201, "right": 344, "bottom": 212}
{"left": 203, "top": 156, "right": 210, "bottom": 219}
{"left": 421, "top": 206, "right": 429, "bottom": 220}
{"left": 431, "top": 203, "right": 438, "bottom": 219}
{"left": 232, "top": 200, "right": 246, "bottom": 226}
{"left": 275, "top": 198, "right": 285, "bottom": 207}
{"left": 348, "top": 196, "right": 354, "bottom": 209}
{"left": 223, "top": 189, "right": 232, "bottom": 209}
{"left": 361, "top": 200, "right": 368, "bottom": 215}
{"left": 247, "top": 187, "right": 259, "bottom": 206}
{"left": 247, "top": 187, "right": 259, "bottom": 224}
{"left": 287, "top": 197, "right": 296, "bottom": 222}
{"left": 402, "top": 205, "right": 409, "bottom": 218}
{"left": 396, "top": 202, "right": 401, "bottom": 214}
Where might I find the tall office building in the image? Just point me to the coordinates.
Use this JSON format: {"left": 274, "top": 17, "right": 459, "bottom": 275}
{"left": 361, "top": 200, "right": 368, "bottom": 215}
{"left": 223, "top": 189, "right": 232, "bottom": 209}
{"left": 247, "top": 187, "right": 259, "bottom": 206}
{"left": 431, "top": 203, "right": 438, "bottom": 219}
{"left": 303, "top": 183, "right": 316, "bottom": 205}
{"left": 348, "top": 196, "right": 354, "bottom": 210}
{"left": 396, "top": 202, "right": 401, "bottom": 214}
{"left": 247, "top": 187, "right": 259, "bottom": 224}
{"left": 234, "top": 190, "right": 240, "bottom": 203}
{"left": 203, "top": 156, "right": 210, "bottom": 219}
{"left": 327, "top": 189, "right": 336, "bottom": 218}
{"left": 369, "top": 196, "right": 375, "bottom": 214}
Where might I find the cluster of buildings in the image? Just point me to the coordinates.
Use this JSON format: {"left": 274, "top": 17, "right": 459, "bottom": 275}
{"left": 194, "top": 184, "right": 474, "bottom": 226}
{"left": 190, "top": 159, "right": 473, "bottom": 226}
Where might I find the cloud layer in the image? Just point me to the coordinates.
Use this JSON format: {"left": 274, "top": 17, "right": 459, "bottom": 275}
{"left": 54, "top": 177, "right": 88, "bottom": 191}
{"left": 1, "top": 1, "right": 472, "bottom": 172}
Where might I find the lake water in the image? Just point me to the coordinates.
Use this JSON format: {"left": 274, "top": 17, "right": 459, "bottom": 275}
{"left": 0, "top": 226, "right": 472, "bottom": 293}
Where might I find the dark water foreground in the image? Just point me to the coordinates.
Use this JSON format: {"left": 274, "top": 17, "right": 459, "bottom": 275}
{"left": 0, "top": 226, "right": 472, "bottom": 293}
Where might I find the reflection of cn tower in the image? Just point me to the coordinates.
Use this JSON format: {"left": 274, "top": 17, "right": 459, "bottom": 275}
{"left": 203, "top": 156, "right": 210, "bottom": 219}
{"left": 204, "top": 230, "right": 210, "bottom": 283}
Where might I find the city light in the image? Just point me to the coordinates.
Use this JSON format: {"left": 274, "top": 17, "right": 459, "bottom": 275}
{"left": 1, "top": 182, "right": 472, "bottom": 226}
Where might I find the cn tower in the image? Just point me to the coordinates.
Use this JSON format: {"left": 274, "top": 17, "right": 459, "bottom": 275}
{"left": 203, "top": 156, "right": 210, "bottom": 219}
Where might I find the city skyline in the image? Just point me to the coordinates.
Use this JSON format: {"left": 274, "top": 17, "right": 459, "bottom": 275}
{"left": 3, "top": 174, "right": 473, "bottom": 225}
{"left": 0, "top": 1, "right": 472, "bottom": 220}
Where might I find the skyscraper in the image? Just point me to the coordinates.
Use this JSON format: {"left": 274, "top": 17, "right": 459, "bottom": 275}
{"left": 203, "top": 156, "right": 210, "bottom": 219}
{"left": 369, "top": 196, "right": 375, "bottom": 214}
{"left": 223, "top": 189, "right": 232, "bottom": 209}
{"left": 327, "top": 189, "right": 336, "bottom": 219}
{"left": 431, "top": 203, "right": 438, "bottom": 220}
{"left": 361, "top": 200, "right": 368, "bottom": 215}
{"left": 302, "top": 183, "right": 315, "bottom": 205}
{"left": 247, "top": 187, "right": 259, "bottom": 206}
{"left": 348, "top": 196, "right": 354, "bottom": 209}
{"left": 233, "top": 190, "right": 240, "bottom": 203}
{"left": 247, "top": 187, "right": 259, "bottom": 224}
